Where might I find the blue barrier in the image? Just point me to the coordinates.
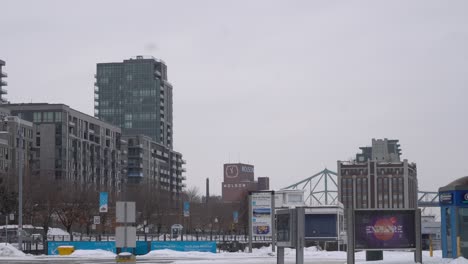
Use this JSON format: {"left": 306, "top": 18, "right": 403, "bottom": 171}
{"left": 48, "top": 241, "right": 217, "bottom": 255}
{"left": 120, "top": 241, "right": 148, "bottom": 255}
{"left": 48, "top": 241, "right": 115, "bottom": 255}
{"left": 151, "top": 241, "right": 217, "bottom": 253}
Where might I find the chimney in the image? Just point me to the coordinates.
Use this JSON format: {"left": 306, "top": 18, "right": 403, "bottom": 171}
{"left": 206, "top": 178, "right": 210, "bottom": 204}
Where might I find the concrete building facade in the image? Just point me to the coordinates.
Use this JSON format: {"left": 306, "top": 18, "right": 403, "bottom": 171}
{"left": 123, "top": 134, "right": 185, "bottom": 196}
{"left": 0, "top": 60, "right": 8, "bottom": 103}
{"left": 4, "top": 103, "right": 123, "bottom": 192}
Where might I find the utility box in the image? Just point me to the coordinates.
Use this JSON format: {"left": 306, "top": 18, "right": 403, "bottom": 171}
{"left": 275, "top": 207, "right": 305, "bottom": 264}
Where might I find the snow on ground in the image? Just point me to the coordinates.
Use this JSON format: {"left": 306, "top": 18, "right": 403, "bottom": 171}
{"left": 0, "top": 243, "right": 26, "bottom": 257}
{"left": 69, "top": 249, "right": 116, "bottom": 258}
{"left": 1, "top": 244, "right": 468, "bottom": 263}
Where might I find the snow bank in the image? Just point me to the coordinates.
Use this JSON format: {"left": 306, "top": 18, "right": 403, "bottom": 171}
{"left": 47, "top": 227, "right": 69, "bottom": 236}
{"left": 449, "top": 257, "right": 468, "bottom": 264}
{"left": 144, "top": 249, "right": 216, "bottom": 258}
{"left": 70, "top": 249, "right": 116, "bottom": 258}
{"left": 0, "top": 243, "right": 26, "bottom": 257}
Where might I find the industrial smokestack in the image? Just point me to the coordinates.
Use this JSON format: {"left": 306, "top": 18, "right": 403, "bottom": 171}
{"left": 206, "top": 178, "right": 210, "bottom": 203}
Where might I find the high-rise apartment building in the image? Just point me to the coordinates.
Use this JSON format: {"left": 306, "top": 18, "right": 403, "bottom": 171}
{"left": 94, "top": 56, "right": 173, "bottom": 148}
{"left": 94, "top": 56, "right": 185, "bottom": 192}
{"left": 338, "top": 139, "right": 418, "bottom": 210}
{"left": 4, "top": 103, "right": 124, "bottom": 192}
{"left": 0, "top": 60, "right": 8, "bottom": 103}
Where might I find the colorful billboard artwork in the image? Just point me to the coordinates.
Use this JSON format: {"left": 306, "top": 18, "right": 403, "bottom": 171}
{"left": 354, "top": 210, "right": 416, "bottom": 250}
{"left": 253, "top": 208, "right": 271, "bottom": 218}
{"left": 255, "top": 225, "right": 270, "bottom": 235}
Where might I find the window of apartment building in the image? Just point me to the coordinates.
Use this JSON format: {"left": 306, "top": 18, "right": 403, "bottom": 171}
{"left": 55, "top": 112, "right": 62, "bottom": 122}
{"left": 43, "top": 112, "right": 54, "bottom": 122}
{"left": 33, "top": 112, "right": 42, "bottom": 122}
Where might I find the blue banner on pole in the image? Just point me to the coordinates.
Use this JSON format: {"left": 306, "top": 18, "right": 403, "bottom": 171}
{"left": 183, "top": 201, "right": 190, "bottom": 217}
{"left": 99, "top": 192, "right": 108, "bottom": 213}
{"left": 233, "top": 211, "right": 239, "bottom": 223}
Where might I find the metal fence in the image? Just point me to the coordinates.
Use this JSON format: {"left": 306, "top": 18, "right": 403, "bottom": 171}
{"left": 4, "top": 233, "right": 272, "bottom": 255}
{"left": 47, "top": 233, "right": 273, "bottom": 243}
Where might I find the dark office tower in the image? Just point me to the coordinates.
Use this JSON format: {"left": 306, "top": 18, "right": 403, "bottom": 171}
{"left": 95, "top": 56, "right": 173, "bottom": 149}
{"left": 0, "top": 60, "right": 8, "bottom": 103}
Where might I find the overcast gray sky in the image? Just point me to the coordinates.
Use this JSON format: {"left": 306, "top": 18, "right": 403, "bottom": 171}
{"left": 1, "top": 0, "right": 467, "bottom": 195}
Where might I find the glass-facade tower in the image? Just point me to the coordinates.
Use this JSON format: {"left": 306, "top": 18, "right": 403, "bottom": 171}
{"left": 95, "top": 56, "right": 173, "bottom": 149}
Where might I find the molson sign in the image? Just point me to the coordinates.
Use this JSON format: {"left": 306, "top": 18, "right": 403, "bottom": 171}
{"left": 224, "top": 163, "right": 254, "bottom": 183}
{"left": 354, "top": 210, "right": 416, "bottom": 249}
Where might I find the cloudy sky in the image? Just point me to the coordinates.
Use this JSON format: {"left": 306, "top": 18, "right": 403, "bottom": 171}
{"left": 1, "top": 0, "right": 467, "bottom": 196}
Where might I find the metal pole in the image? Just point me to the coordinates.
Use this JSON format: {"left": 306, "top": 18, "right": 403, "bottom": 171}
{"left": 5, "top": 216, "right": 7, "bottom": 245}
{"left": 325, "top": 172, "right": 328, "bottom": 205}
{"left": 347, "top": 208, "right": 355, "bottom": 264}
{"left": 415, "top": 209, "right": 422, "bottom": 263}
{"left": 248, "top": 194, "right": 252, "bottom": 253}
{"left": 271, "top": 191, "right": 275, "bottom": 253}
{"left": 296, "top": 207, "right": 304, "bottom": 264}
{"left": 277, "top": 246, "right": 284, "bottom": 264}
{"left": 18, "top": 121, "right": 23, "bottom": 251}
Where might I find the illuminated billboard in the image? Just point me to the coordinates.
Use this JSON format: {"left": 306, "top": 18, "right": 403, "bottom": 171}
{"left": 354, "top": 209, "right": 416, "bottom": 250}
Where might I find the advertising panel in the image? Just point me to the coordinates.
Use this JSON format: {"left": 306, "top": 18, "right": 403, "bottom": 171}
{"left": 354, "top": 210, "right": 416, "bottom": 250}
{"left": 276, "top": 213, "right": 291, "bottom": 242}
{"left": 305, "top": 214, "right": 337, "bottom": 239}
{"left": 251, "top": 192, "right": 273, "bottom": 236}
{"left": 99, "top": 192, "right": 108, "bottom": 213}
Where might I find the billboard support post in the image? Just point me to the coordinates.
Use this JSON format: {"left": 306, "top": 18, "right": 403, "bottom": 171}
{"left": 347, "top": 208, "right": 355, "bottom": 264}
{"left": 277, "top": 246, "right": 284, "bottom": 264}
{"left": 296, "top": 207, "right": 305, "bottom": 264}
{"left": 271, "top": 191, "right": 276, "bottom": 253}
{"left": 415, "top": 209, "right": 422, "bottom": 263}
{"left": 248, "top": 194, "right": 253, "bottom": 253}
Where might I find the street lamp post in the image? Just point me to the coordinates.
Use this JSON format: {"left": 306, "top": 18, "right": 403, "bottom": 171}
{"left": 17, "top": 120, "right": 24, "bottom": 250}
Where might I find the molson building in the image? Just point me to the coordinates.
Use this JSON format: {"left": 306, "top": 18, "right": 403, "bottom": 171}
{"left": 222, "top": 163, "right": 269, "bottom": 202}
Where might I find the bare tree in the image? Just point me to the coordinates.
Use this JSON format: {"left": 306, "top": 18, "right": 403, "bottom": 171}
{"left": 54, "top": 183, "right": 87, "bottom": 239}
{"left": 184, "top": 186, "right": 201, "bottom": 203}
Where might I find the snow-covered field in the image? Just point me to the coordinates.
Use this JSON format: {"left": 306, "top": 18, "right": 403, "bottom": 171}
{"left": 0, "top": 243, "right": 467, "bottom": 263}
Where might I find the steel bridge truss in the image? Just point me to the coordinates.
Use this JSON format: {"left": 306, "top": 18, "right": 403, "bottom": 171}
{"left": 281, "top": 168, "right": 440, "bottom": 208}
{"left": 281, "top": 168, "right": 338, "bottom": 206}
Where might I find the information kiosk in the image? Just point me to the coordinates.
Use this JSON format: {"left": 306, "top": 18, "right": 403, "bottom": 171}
{"left": 276, "top": 207, "right": 304, "bottom": 264}
{"left": 439, "top": 176, "right": 468, "bottom": 258}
